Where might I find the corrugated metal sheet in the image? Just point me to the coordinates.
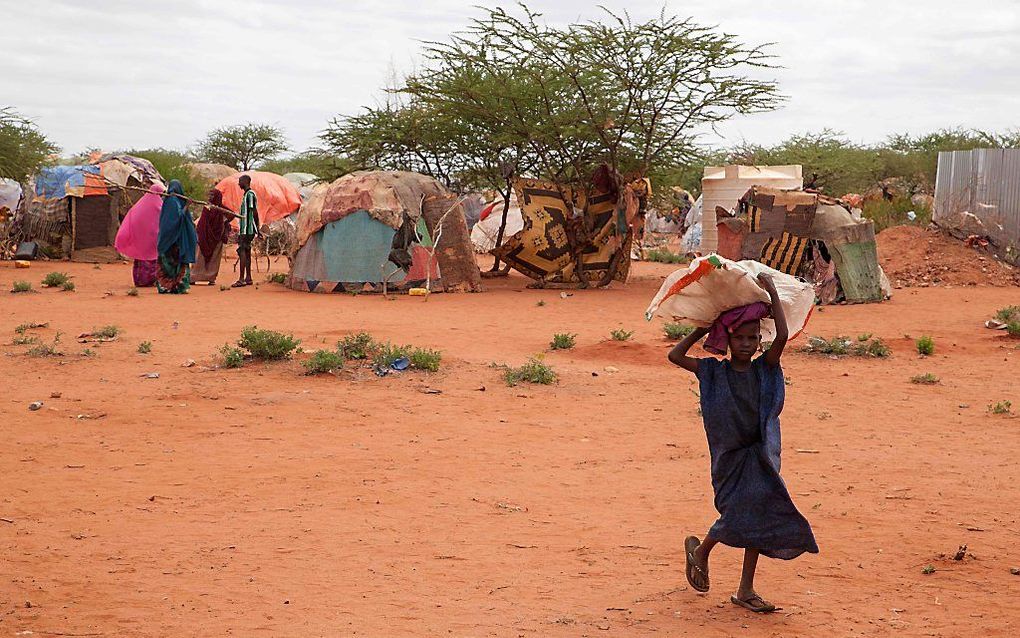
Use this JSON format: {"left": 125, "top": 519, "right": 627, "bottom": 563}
{"left": 934, "top": 149, "right": 1020, "bottom": 264}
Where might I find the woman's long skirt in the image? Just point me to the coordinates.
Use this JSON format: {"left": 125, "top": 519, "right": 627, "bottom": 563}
{"left": 156, "top": 247, "right": 191, "bottom": 295}
{"left": 191, "top": 242, "right": 223, "bottom": 284}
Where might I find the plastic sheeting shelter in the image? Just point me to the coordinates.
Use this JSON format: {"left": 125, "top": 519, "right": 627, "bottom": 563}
{"left": 700, "top": 165, "right": 803, "bottom": 253}
{"left": 21, "top": 157, "right": 162, "bottom": 261}
{"left": 289, "top": 171, "right": 481, "bottom": 294}
{"left": 283, "top": 173, "right": 319, "bottom": 201}
{"left": 188, "top": 163, "right": 238, "bottom": 188}
{"left": 1, "top": 179, "right": 22, "bottom": 215}
{"left": 216, "top": 171, "right": 302, "bottom": 227}
{"left": 470, "top": 196, "right": 524, "bottom": 253}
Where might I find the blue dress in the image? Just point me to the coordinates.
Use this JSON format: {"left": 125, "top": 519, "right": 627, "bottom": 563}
{"left": 696, "top": 356, "right": 818, "bottom": 559}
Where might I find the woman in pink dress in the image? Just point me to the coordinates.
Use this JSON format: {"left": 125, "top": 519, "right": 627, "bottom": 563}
{"left": 115, "top": 182, "right": 165, "bottom": 287}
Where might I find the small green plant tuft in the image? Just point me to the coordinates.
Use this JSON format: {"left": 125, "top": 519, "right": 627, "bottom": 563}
{"left": 988, "top": 400, "right": 1013, "bottom": 415}
{"left": 238, "top": 326, "right": 300, "bottom": 360}
{"left": 910, "top": 373, "right": 939, "bottom": 385}
{"left": 857, "top": 333, "right": 873, "bottom": 342}
{"left": 338, "top": 332, "right": 375, "bottom": 359}
{"left": 802, "top": 335, "right": 890, "bottom": 358}
{"left": 137, "top": 341, "right": 152, "bottom": 354}
{"left": 409, "top": 347, "right": 442, "bottom": 372}
{"left": 89, "top": 325, "right": 121, "bottom": 339}
{"left": 26, "top": 341, "right": 62, "bottom": 357}
{"left": 42, "top": 272, "right": 71, "bottom": 288}
{"left": 266, "top": 272, "right": 287, "bottom": 284}
{"left": 81, "top": 348, "right": 97, "bottom": 358}
{"left": 218, "top": 344, "right": 245, "bottom": 369}
{"left": 995, "top": 306, "right": 1020, "bottom": 323}
{"left": 921, "top": 564, "right": 936, "bottom": 575}
{"left": 371, "top": 342, "right": 411, "bottom": 369}
{"left": 536, "top": 300, "right": 546, "bottom": 307}
{"left": 61, "top": 280, "right": 75, "bottom": 292}
{"left": 13, "top": 335, "right": 40, "bottom": 346}
{"left": 502, "top": 356, "right": 557, "bottom": 386}
{"left": 610, "top": 328, "right": 634, "bottom": 342}
{"left": 1006, "top": 321, "right": 1020, "bottom": 338}
{"left": 644, "top": 248, "right": 687, "bottom": 264}
{"left": 303, "top": 349, "right": 345, "bottom": 374}
{"left": 663, "top": 322, "right": 695, "bottom": 340}
{"left": 126, "top": 287, "right": 139, "bottom": 297}
{"left": 916, "top": 335, "right": 935, "bottom": 356}
{"left": 12, "top": 280, "right": 33, "bottom": 293}
{"left": 550, "top": 333, "right": 577, "bottom": 350}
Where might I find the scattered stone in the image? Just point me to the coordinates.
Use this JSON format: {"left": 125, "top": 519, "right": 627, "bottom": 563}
{"left": 50, "top": 392, "right": 61, "bottom": 398}
{"left": 1010, "top": 567, "right": 1020, "bottom": 576}
{"left": 182, "top": 359, "right": 196, "bottom": 368}
{"left": 28, "top": 401, "right": 43, "bottom": 411}
{"left": 604, "top": 366, "right": 619, "bottom": 373}
{"left": 141, "top": 372, "right": 160, "bottom": 379}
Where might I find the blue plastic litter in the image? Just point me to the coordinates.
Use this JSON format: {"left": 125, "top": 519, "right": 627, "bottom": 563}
{"left": 391, "top": 357, "right": 410, "bottom": 371}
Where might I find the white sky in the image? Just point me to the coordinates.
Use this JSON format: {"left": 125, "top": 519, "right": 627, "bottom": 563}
{"left": 4, "top": 0, "right": 1019, "bottom": 156}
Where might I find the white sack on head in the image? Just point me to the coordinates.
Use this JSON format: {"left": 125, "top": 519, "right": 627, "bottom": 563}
{"left": 645, "top": 254, "right": 815, "bottom": 343}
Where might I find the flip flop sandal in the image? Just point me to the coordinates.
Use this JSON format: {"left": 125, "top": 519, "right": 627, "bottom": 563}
{"left": 684, "top": 536, "right": 709, "bottom": 592}
{"left": 230, "top": 281, "right": 247, "bottom": 288}
{"left": 730, "top": 594, "right": 777, "bottom": 613}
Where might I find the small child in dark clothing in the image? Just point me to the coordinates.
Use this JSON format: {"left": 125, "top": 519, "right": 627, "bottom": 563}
{"left": 668, "top": 272, "right": 818, "bottom": 613}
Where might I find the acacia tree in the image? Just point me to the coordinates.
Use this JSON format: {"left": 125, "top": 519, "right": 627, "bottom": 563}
{"left": 404, "top": 4, "right": 782, "bottom": 195}
{"left": 196, "top": 123, "right": 289, "bottom": 171}
{"left": 0, "top": 107, "right": 58, "bottom": 182}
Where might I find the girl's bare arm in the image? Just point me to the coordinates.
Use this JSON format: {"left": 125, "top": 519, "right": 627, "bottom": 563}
{"left": 758, "top": 272, "right": 788, "bottom": 367}
{"left": 668, "top": 326, "right": 710, "bottom": 373}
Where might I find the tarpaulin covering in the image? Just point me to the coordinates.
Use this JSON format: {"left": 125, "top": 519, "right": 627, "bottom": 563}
{"left": 35, "top": 165, "right": 107, "bottom": 199}
{"left": 94, "top": 154, "right": 162, "bottom": 188}
{"left": 215, "top": 171, "right": 302, "bottom": 227}
{"left": 0, "top": 178, "right": 22, "bottom": 213}
{"left": 188, "top": 163, "right": 238, "bottom": 187}
{"left": 283, "top": 172, "right": 319, "bottom": 201}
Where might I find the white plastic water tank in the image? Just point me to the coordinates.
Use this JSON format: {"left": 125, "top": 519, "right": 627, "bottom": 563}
{"left": 700, "top": 165, "right": 803, "bottom": 253}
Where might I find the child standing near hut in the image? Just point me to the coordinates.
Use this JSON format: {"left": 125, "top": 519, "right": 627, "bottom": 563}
{"left": 667, "top": 272, "right": 817, "bottom": 613}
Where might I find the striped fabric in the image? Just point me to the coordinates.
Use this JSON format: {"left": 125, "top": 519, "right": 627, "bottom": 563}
{"left": 748, "top": 205, "right": 762, "bottom": 232}
{"left": 759, "top": 232, "right": 808, "bottom": 275}
{"left": 239, "top": 189, "right": 258, "bottom": 235}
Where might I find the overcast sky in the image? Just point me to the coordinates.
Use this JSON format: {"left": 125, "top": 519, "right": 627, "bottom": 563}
{"left": 4, "top": 0, "right": 1018, "bottom": 156}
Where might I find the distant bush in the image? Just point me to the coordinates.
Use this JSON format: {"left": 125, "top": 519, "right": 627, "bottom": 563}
{"left": 916, "top": 335, "right": 935, "bottom": 356}
{"left": 910, "top": 373, "right": 939, "bottom": 385}
{"left": 238, "top": 326, "right": 300, "bottom": 360}
{"left": 88, "top": 325, "right": 121, "bottom": 339}
{"left": 338, "top": 332, "right": 375, "bottom": 359}
{"left": 995, "top": 306, "right": 1020, "bottom": 323}
{"left": 303, "top": 349, "right": 345, "bottom": 374}
{"left": 409, "top": 347, "right": 442, "bottom": 372}
{"left": 663, "top": 322, "right": 695, "bottom": 340}
{"left": 610, "top": 328, "right": 634, "bottom": 342}
{"left": 550, "top": 333, "right": 577, "bottom": 350}
{"left": 60, "top": 280, "right": 75, "bottom": 292}
{"left": 41, "top": 272, "right": 70, "bottom": 287}
{"left": 801, "top": 335, "right": 890, "bottom": 358}
{"left": 988, "top": 400, "right": 1013, "bottom": 415}
{"left": 218, "top": 344, "right": 244, "bottom": 369}
{"left": 501, "top": 356, "right": 557, "bottom": 386}
{"left": 1007, "top": 322, "right": 1020, "bottom": 338}
{"left": 266, "top": 272, "right": 287, "bottom": 284}
{"left": 644, "top": 248, "right": 687, "bottom": 264}
{"left": 12, "top": 281, "right": 32, "bottom": 293}
{"left": 137, "top": 341, "right": 152, "bottom": 354}
{"left": 862, "top": 196, "right": 931, "bottom": 233}
{"left": 371, "top": 342, "right": 410, "bottom": 369}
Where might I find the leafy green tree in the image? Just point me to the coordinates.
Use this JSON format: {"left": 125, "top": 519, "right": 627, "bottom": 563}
{"left": 259, "top": 151, "right": 354, "bottom": 181}
{"left": 196, "top": 123, "right": 289, "bottom": 171}
{"left": 0, "top": 107, "right": 59, "bottom": 182}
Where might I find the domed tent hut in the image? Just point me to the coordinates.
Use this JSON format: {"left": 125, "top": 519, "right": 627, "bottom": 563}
{"left": 187, "top": 163, "right": 238, "bottom": 189}
{"left": 215, "top": 170, "right": 302, "bottom": 227}
{"left": 19, "top": 155, "right": 162, "bottom": 261}
{"left": 282, "top": 172, "right": 319, "bottom": 201}
{"left": 289, "top": 171, "right": 481, "bottom": 294}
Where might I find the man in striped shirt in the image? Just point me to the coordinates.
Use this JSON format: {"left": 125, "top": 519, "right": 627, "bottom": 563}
{"left": 233, "top": 174, "right": 259, "bottom": 287}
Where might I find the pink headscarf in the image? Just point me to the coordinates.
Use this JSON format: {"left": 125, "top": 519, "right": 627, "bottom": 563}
{"left": 704, "top": 302, "right": 771, "bottom": 355}
{"left": 115, "top": 182, "right": 165, "bottom": 261}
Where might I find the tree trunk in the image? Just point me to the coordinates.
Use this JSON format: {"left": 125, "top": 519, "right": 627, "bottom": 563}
{"left": 422, "top": 195, "right": 483, "bottom": 292}
{"left": 489, "top": 180, "right": 513, "bottom": 272}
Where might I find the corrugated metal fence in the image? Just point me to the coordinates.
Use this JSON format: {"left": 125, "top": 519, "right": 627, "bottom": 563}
{"left": 934, "top": 148, "right": 1020, "bottom": 264}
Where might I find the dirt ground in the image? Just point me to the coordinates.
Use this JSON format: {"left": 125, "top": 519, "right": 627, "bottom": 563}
{"left": 2, "top": 254, "right": 1019, "bottom": 638}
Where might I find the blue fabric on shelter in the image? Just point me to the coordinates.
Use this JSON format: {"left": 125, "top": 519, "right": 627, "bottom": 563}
{"left": 157, "top": 180, "right": 197, "bottom": 264}
{"left": 318, "top": 210, "right": 404, "bottom": 283}
{"left": 696, "top": 355, "right": 818, "bottom": 560}
{"left": 35, "top": 165, "right": 100, "bottom": 199}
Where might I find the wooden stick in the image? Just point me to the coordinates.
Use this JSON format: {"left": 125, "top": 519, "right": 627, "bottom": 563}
{"left": 95, "top": 176, "right": 240, "bottom": 218}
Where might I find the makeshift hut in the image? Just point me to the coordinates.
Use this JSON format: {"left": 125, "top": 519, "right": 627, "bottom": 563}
{"left": 282, "top": 173, "right": 320, "bottom": 201}
{"left": 188, "top": 163, "right": 238, "bottom": 188}
{"left": 289, "top": 171, "right": 481, "bottom": 293}
{"left": 715, "top": 186, "right": 889, "bottom": 304}
{"left": 19, "top": 155, "right": 162, "bottom": 261}
{"left": 215, "top": 171, "right": 302, "bottom": 227}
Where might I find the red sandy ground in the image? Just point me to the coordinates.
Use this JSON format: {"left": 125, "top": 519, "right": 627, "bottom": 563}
{"left": 1, "top": 254, "right": 1019, "bottom": 637}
